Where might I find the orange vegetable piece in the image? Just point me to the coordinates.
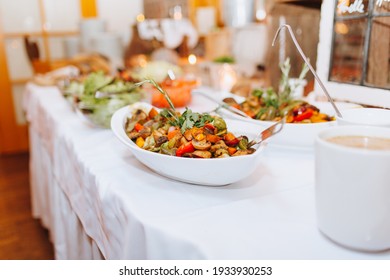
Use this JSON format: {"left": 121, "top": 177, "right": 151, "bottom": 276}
{"left": 224, "top": 132, "right": 236, "bottom": 142}
{"left": 134, "top": 123, "right": 144, "bottom": 132}
{"left": 168, "top": 129, "right": 180, "bottom": 140}
{"left": 206, "top": 134, "right": 221, "bottom": 144}
{"left": 148, "top": 107, "right": 159, "bottom": 119}
{"left": 135, "top": 137, "right": 145, "bottom": 148}
{"left": 228, "top": 147, "right": 237, "bottom": 156}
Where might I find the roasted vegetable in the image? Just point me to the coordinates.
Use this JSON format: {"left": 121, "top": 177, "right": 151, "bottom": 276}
{"left": 125, "top": 79, "right": 256, "bottom": 158}
{"left": 125, "top": 107, "right": 255, "bottom": 159}
{"left": 222, "top": 58, "right": 334, "bottom": 124}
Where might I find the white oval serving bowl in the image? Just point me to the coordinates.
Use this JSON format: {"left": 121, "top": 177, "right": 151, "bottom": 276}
{"left": 337, "top": 107, "right": 390, "bottom": 128}
{"left": 111, "top": 102, "right": 267, "bottom": 186}
{"left": 216, "top": 95, "right": 361, "bottom": 149}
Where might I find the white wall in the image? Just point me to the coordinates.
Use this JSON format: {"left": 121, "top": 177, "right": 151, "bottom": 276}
{"left": 42, "top": 0, "right": 81, "bottom": 32}
{"left": 0, "top": 0, "right": 42, "bottom": 33}
{"left": 96, "top": 0, "right": 144, "bottom": 45}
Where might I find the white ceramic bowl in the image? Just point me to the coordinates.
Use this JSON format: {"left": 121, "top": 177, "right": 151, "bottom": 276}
{"left": 111, "top": 102, "right": 266, "bottom": 186}
{"left": 192, "top": 90, "right": 361, "bottom": 150}
{"left": 337, "top": 108, "right": 390, "bottom": 127}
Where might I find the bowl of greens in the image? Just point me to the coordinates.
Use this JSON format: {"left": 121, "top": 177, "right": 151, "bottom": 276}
{"left": 61, "top": 71, "right": 143, "bottom": 128}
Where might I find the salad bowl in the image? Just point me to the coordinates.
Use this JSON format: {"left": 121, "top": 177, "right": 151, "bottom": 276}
{"left": 193, "top": 91, "right": 361, "bottom": 150}
{"left": 111, "top": 102, "right": 267, "bottom": 186}
{"left": 59, "top": 71, "right": 143, "bottom": 128}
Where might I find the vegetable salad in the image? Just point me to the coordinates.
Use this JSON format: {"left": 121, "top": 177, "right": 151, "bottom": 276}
{"left": 125, "top": 107, "right": 256, "bottom": 158}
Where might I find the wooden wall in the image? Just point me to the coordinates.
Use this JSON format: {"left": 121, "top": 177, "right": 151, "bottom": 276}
{"left": 265, "top": 3, "right": 321, "bottom": 89}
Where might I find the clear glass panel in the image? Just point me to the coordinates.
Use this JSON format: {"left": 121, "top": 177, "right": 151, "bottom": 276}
{"left": 374, "top": 0, "right": 390, "bottom": 13}
{"left": 336, "top": 0, "right": 369, "bottom": 17}
{"left": 42, "top": 0, "right": 80, "bottom": 32}
{"left": 330, "top": 18, "right": 367, "bottom": 84}
{"left": 0, "top": 0, "right": 41, "bottom": 33}
{"left": 365, "top": 16, "right": 390, "bottom": 89}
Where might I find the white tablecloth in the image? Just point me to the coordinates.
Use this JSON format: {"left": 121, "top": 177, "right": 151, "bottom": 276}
{"left": 23, "top": 83, "right": 390, "bottom": 260}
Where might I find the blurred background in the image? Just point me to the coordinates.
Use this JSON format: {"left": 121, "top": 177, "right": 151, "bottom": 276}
{"left": 0, "top": 0, "right": 322, "bottom": 155}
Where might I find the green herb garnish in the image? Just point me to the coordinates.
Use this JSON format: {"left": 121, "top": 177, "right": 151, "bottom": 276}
{"left": 133, "top": 79, "right": 215, "bottom": 133}
{"left": 250, "top": 58, "right": 309, "bottom": 120}
{"left": 177, "top": 109, "right": 214, "bottom": 133}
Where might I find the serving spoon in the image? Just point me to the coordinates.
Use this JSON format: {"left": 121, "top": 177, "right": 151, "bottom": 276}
{"left": 192, "top": 90, "right": 252, "bottom": 119}
{"left": 272, "top": 24, "right": 343, "bottom": 118}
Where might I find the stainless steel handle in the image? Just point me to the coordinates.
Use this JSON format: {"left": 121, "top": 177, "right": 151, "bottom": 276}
{"left": 272, "top": 24, "right": 343, "bottom": 118}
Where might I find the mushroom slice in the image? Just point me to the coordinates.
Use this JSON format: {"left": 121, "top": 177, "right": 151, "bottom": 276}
{"left": 214, "top": 148, "right": 229, "bottom": 157}
{"left": 217, "top": 153, "right": 230, "bottom": 158}
{"left": 191, "top": 139, "right": 211, "bottom": 151}
{"left": 210, "top": 140, "right": 228, "bottom": 153}
{"left": 138, "top": 127, "right": 151, "bottom": 138}
{"left": 232, "top": 148, "right": 256, "bottom": 156}
{"left": 127, "top": 131, "right": 140, "bottom": 140}
{"left": 152, "top": 130, "right": 168, "bottom": 147}
{"left": 143, "top": 119, "right": 155, "bottom": 128}
{"left": 192, "top": 150, "right": 212, "bottom": 158}
{"left": 184, "top": 129, "right": 193, "bottom": 141}
{"left": 132, "top": 109, "right": 148, "bottom": 122}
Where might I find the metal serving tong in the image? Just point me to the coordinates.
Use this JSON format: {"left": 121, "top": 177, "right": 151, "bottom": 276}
{"left": 248, "top": 117, "right": 286, "bottom": 148}
{"left": 272, "top": 24, "right": 342, "bottom": 118}
{"left": 95, "top": 70, "right": 177, "bottom": 99}
{"left": 192, "top": 90, "right": 251, "bottom": 119}
{"left": 95, "top": 79, "right": 141, "bottom": 99}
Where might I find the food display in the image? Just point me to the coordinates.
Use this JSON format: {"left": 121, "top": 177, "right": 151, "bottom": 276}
{"left": 111, "top": 102, "right": 266, "bottom": 185}
{"left": 149, "top": 78, "right": 198, "bottom": 108}
{"left": 109, "top": 77, "right": 256, "bottom": 158}
{"left": 130, "top": 60, "right": 198, "bottom": 108}
{"left": 125, "top": 107, "right": 256, "bottom": 158}
{"left": 223, "top": 92, "right": 335, "bottom": 124}
{"left": 131, "top": 61, "right": 183, "bottom": 83}
{"left": 223, "top": 59, "right": 335, "bottom": 124}
{"left": 61, "top": 71, "right": 143, "bottom": 128}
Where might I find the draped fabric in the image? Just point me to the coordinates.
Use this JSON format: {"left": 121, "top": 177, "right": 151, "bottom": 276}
{"left": 22, "top": 83, "right": 388, "bottom": 260}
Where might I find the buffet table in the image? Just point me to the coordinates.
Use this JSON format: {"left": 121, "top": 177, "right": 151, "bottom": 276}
{"left": 23, "top": 83, "right": 390, "bottom": 260}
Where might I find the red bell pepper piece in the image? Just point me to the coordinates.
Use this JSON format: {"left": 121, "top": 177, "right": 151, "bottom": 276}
{"left": 204, "top": 123, "right": 216, "bottom": 134}
{"left": 176, "top": 142, "right": 195, "bottom": 157}
{"left": 294, "top": 109, "right": 313, "bottom": 122}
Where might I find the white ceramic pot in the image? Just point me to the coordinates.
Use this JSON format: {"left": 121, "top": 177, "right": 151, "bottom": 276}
{"left": 315, "top": 125, "right": 390, "bottom": 251}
